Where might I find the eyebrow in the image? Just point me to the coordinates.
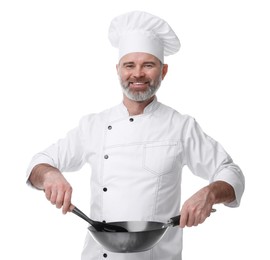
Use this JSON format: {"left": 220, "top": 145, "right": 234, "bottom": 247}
{"left": 122, "top": 61, "right": 157, "bottom": 66}
{"left": 122, "top": 62, "right": 135, "bottom": 66}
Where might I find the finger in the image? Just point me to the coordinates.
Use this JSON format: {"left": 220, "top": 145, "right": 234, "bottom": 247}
{"left": 68, "top": 204, "right": 75, "bottom": 212}
{"left": 198, "top": 216, "right": 206, "bottom": 225}
{"left": 50, "top": 189, "right": 58, "bottom": 205}
{"left": 44, "top": 188, "right": 52, "bottom": 201}
{"left": 62, "top": 188, "right": 72, "bottom": 214}
{"left": 180, "top": 204, "right": 198, "bottom": 227}
{"left": 186, "top": 214, "right": 196, "bottom": 227}
{"left": 193, "top": 216, "right": 202, "bottom": 226}
{"left": 179, "top": 211, "right": 188, "bottom": 228}
{"left": 55, "top": 190, "right": 65, "bottom": 209}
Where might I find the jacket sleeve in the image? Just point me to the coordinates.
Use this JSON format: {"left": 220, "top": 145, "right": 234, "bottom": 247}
{"left": 26, "top": 115, "right": 92, "bottom": 186}
{"left": 183, "top": 117, "right": 245, "bottom": 207}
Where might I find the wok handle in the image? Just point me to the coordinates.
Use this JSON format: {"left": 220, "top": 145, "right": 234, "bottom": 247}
{"left": 170, "top": 215, "right": 181, "bottom": 227}
{"left": 169, "top": 208, "right": 216, "bottom": 227}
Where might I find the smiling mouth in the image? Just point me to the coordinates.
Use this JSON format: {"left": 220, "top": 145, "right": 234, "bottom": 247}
{"left": 130, "top": 81, "right": 148, "bottom": 84}
{"left": 129, "top": 81, "right": 149, "bottom": 88}
{"left": 129, "top": 83, "right": 148, "bottom": 92}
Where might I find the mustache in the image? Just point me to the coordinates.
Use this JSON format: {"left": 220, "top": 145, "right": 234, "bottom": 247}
{"left": 120, "top": 78, "right": 151, "bottom": 89}
{"left": 128, "top": 78, "right": 151, "bottom": 83}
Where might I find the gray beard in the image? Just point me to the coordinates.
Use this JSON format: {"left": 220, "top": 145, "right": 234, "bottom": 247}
{"left": 119, "top": 77, "right": 162, "bottom": 102}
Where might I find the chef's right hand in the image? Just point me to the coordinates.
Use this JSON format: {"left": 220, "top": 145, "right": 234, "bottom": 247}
{"left": 29, "top": 164, "right": 73, "bottom": 214}
{"left": 43, "top": 169, "right": 73, "bottom": 214}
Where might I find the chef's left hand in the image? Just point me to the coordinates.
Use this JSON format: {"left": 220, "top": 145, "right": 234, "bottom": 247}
{"left": 179, "top": 186, "right": 214, "bottom": 228}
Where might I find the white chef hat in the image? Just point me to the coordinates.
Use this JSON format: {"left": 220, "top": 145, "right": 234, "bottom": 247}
{"left": 108, "top": 11, "right": 180, "bottom": 63}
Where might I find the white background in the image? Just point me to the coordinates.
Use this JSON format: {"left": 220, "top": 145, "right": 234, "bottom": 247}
{"left": 0, "top": 0, "right": 269, "bottom": 259}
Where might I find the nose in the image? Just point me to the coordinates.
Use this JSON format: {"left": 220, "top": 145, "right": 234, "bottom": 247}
{"left": 133, "top": 66, "right": 145, "bottom": 78}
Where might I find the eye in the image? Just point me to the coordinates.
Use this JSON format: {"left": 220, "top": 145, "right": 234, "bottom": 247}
{"left": 144, "top": 63, "right": 155, "bottom": 68}
{"left": 123, "top": 63, "right": 135, "bottom": 69}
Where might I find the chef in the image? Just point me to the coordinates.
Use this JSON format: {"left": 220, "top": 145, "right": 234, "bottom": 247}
{"left": 26, "top": 11, "right": 245, "bottom": 260}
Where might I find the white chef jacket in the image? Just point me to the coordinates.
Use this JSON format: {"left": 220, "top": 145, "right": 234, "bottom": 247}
{"left": 26, "top": 98, "right": 245, "bottom": 260}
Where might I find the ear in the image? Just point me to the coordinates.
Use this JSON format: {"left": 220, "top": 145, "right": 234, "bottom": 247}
{"left": 161, "top": 64, "right": 168, "bottom": 80}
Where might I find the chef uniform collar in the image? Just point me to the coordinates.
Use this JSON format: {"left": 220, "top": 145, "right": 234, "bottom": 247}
{"left": 120, "top": 96, "right": 160, "bottom": 116}
{"left": 108, "top": 10, "right": 180, "bottom": 63}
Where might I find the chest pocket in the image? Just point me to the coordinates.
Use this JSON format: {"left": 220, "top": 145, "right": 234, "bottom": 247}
{"left": 143, "top": 141, "right": 179, "bottom": 176}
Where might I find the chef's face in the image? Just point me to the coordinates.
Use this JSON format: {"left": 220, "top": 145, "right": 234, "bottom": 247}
{"left": 117, "top": 52, "right": 168, "bottom": 102}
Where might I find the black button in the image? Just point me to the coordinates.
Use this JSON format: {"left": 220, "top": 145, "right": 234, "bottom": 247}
{"left": 108, "top": 125, "right": 112, "bottom": 130}
{"left": 103, "top": 253, "right": 107, "bottom": 258}
{"left": 104, "top": 155, "right": 109, "bottom": 159}
{"left": 103, "top": 187, "right": 107, "bottom": 192}
{"left": 129, "top": 118, "right": 134, "bottom": 122}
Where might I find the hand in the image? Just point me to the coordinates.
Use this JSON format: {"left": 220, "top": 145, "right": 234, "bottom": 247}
{"left": 179, "top": 181, "right": 235, "bottom": 228}
{"left": 43, "top": 170, "right": 73, "bottom": 214}
{"left": 179, "top": 186, "right": 214, "bottom": 228}
{"left": 29, "top": 164, "right": 73, "bottom": 214}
